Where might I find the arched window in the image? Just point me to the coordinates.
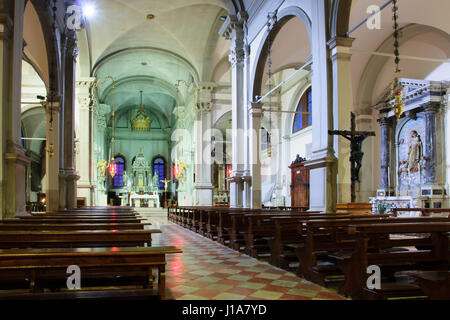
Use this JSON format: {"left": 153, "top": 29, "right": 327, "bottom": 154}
{"left": 293, "top": 87, "right": 312, "bottom": 133}
{"left": 153, "top": 157, "right": 166, "bottom": 189}
{"left": 261, "top": 127, "right": 271, "bottom": 151}
{"left": 113, "top": 156, "right": 125, "bottom": 188}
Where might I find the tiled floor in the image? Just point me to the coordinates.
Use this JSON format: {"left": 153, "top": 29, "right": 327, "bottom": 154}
{"left": 140, "top": 209, "right": 346, "bottom": 300}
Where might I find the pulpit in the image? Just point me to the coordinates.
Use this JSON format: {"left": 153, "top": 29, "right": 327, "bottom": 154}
{"left": 289, "top": 155, "right": 309, "bottom": 208}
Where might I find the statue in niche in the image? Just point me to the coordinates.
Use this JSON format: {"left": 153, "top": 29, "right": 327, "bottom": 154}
{"left": 408, "top": 130, "right": 423, "bottom": 173}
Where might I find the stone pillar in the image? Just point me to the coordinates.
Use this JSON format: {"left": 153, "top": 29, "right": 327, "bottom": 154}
{"left": 249, "top": 103, "right": 263, "bottom": 209}
{"left": 194, "top": 84, "right": 215, "bottom": 206}
{"left": 45, "top": 99, "right": 61, "bottom": 213}
{"left": 423, "top": 103, "right": 438, "bottom": 186}
{"left": 328, "top": 36, "right": 355, "bottom": 205}
{"left": 76, "top": 79, "right": 96, "bottom": 206}
{"left": 304, "top": 0, "right": 337, "bottom": 212}
{"left": 0, "top": 1, "right": 31, "bottom": 218}
{"left": 378, "top": 117, "right": 394, "bottom": 195}
{"left": 220, "top": 13, "right": 247, "bottom": 208}
{"left": 63, "top": 31, "right": 79, "bottom": 209}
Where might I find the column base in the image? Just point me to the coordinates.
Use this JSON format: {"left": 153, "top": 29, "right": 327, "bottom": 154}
{"left": 228, "top": 172, "right": 245, "bottom": 208}
{"left": 4, "top": 149, "right": 31, "bottom": 218}
{"left": 66, "top": 172, "right": 80, "bottom": 210}
{"left": 194, "top": 183, "right": 214, "bottom": 206}
{"left": 304, "top": 155, "right": 337, "bottom": 213}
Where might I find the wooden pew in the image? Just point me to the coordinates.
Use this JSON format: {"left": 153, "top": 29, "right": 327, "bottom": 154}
{"left": 267, "top": 214, "right": 392, "bottom": 268}
{"left": 292, "top": 217, "right": 450, "bottom": 287}
{"left": 15, "top": 217, "right": 146, "bottom": 223}
{"left": 0, "top": 223, "right": 151, "bottom": 231}
{"left": 392, "top": 208, "right": 450, "bottom": 217}
{"left": 0, "top": 229, "right": 161, "bottom": 248}
{"left": 330, "top": 222, "right": 450, "bottom": 299}
{"left": 0, "top": 246, "right": 182, "bottom": 300}
{"left": 401, "top": 271, "right": 450, "bottom": 300}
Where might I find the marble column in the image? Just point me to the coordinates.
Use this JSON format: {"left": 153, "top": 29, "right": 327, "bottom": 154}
{"left": 45, "top": 99, "right": 61, "bottom": 213}
{"left": 304, "top": 0, "right": 337, "bottom": 212}
{"left": 249, "top": 103, "right": 263, "bottom": 209}
{"left": 194, "top": 84, "right": 215, "bottom": 206}
{"left": 0, "top": 0, "right": 31, "bottom": 218}
{"left": 63, "top": 31, "right": 79, "bottom": 209}
{"left": 328, "top": 36, "right": 355, "bottom": 205}
{"left": 220, "top": 13, "right": 247, "bottom": 208}
{"left": 378, "top": 117, "right": 394, "bottom": 194}
{"left": 423, "top": 103, "right": 438, "bottom": 186}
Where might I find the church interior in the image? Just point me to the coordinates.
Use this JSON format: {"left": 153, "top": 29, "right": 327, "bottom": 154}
{"left": 0, "top": 0, "right": 449, "bottom": 302}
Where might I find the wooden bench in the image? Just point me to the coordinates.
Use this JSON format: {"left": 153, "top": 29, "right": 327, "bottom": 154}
{"left": 0, "top": 246, "right": 182, "bottom": 299}
{"left": 392, "top": 208, "right": 450, "bottom": 217}
{"left": 400, "top": 271, "right": 450, "bottom": 300}
{"left": 0, "top": 229, "right": 161, "bottom": 248}
{"left": 330, "top": 222, "right": 450, "bottom": 299}
{"left": 0, "top": 223, "right": 152, "bottom": 231}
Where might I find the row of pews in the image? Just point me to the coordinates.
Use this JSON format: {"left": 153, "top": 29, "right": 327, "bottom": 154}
{"left": 0, "top": 206, "right": 182, "bottom": 300}
{"left": 168, "top": 206, "right": 450, "bottom": 300}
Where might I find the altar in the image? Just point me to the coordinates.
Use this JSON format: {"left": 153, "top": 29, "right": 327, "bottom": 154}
{"left": 130, "top": 192, "right": 160, "bottom": 208}
{"left": 370, "top": 78, "right": 449, "bottom": 213}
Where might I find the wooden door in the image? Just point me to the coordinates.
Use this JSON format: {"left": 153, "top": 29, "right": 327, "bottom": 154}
{"left": 290, "top": 161, "right": 309, "bottom": 208}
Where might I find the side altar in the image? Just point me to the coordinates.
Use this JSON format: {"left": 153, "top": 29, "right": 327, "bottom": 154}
{"left": 370, "top": 78, "right": 449, "bottom": 214}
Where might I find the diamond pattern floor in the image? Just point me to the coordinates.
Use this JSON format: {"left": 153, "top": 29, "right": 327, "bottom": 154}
{"left": 141, "top": 209, "right": 346, "bottom": 300}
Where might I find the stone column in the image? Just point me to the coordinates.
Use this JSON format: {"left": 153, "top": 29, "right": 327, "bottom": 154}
{"left": 423, "top": 103, "right": 438, "bottom": 186}
{"left": 0, "top": 0, "right": 31, "bottom": 218}
{"left": 378, "top": 117, "right": 394, "bottom": 195}
{"left": 219, "top": 13, "right": 247, "bottom": 208}
{"left": 304, "top": 0, "right": 337, "bottom": 212}
{"left": 45, "top": 99, "right": 61, "bottom": 213}
{"left": 328, "top": 36, "right": 355, "bottom": 204}
{"left": 76, "top": 79, "right": 96, "bottom": 206}
{"left": 249, "top": 102, "right": 263, "bottom": 209}
{"left": 194, "top": 84, "right": 215, "bottom": 206}
{"left": 63, "top": 31, "right": 79, "bottom": 209}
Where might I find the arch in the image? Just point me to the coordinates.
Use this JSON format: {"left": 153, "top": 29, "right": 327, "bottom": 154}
{"left": 330, "top": 0, "right": 352, "bottom": 38}
{"left": 356, "top": 24, "right": 450, "bottom": 115}
{"left": 28, "top": 0, "right": 61, "bottom": 98}
{"left": 251, "top": 6, "right": 312, "bottom": 100}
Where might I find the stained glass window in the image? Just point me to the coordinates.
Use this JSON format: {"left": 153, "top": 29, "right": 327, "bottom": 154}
{"left": 153, "top": 157, "right": 165, "bottom": 189}
{"left": 113, "top": 157, "right": 125, "bottom": 188}
{"left": 293, "top": 87, "right": 312, "bottom": 133}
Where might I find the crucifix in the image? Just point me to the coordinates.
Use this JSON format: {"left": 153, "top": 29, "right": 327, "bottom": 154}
{"left": 329, "top": 113, "right": 376, "bottom": 203}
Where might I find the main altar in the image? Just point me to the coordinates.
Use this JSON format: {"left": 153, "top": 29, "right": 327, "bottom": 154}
{"left": 123, "top": 150, "right": 161, "bottom": 208}
{"left": 370, "top": 78, "right": 449, "bottom": 214}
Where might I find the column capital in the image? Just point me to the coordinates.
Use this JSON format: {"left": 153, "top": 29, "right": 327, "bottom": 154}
{"left": 249, "top": 102, "right": 263, "bottom": 117}
{"left": 0, "top": 14, "right": 13, "bottom": 40}
{"left": 378, "top": 116, "right": 395, "bottom": 127}
{"left": 327, "top": 36, "right": 355, "bottom": 50}
{"left": 423, "top": 102, "right": 440, "bottom": 113}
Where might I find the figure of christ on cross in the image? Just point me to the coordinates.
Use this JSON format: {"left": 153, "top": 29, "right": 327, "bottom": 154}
{"left": 329, "top": 113, "right": 376, "bottom": 203}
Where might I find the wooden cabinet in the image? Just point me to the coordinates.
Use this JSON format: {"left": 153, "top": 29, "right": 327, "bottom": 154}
{"left": 289, "top": 156, "right": 309, "bottom": 208}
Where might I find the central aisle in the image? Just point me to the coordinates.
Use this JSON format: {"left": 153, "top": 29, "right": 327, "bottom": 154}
{"left": 139, "top": 209, "right": 346, "bottom": 300}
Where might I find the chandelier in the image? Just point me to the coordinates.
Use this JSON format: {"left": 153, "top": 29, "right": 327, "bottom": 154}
{"left": 131, "top": 91, "right": 152, "bottom": 132}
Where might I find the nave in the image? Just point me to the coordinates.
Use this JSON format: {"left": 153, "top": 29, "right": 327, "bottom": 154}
{"left": 146, "top": 209, "right": 345, "bottom": 300}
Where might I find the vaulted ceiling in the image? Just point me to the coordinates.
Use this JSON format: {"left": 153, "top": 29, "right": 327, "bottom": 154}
{"left": 77, "top": 0, "right": 232, "bottom": 124}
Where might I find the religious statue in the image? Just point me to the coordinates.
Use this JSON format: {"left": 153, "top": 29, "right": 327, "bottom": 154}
{"left": 329, "top": 113, "right": 375, "bottom": 203}
{"left": 96, "top": 160, "right": 108, "bottom": 180}
{"left": 153, "top": 171, "right": 160, "bottom": 190}
{"left": 408, "top": 130, "right": 423, "bottom": 172}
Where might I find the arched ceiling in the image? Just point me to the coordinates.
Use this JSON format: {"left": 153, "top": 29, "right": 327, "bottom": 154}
{"left": 349, "top": 0, "right": 450, "bottom": 108}
{"left": 82, "top": 0, "right": 231, "bottom": 124}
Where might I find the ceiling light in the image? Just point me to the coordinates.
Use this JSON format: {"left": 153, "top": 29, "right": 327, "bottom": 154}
{"left": 219, "top": 16, "right": 227, "bottom": 21}
{"left": 147, "top": 14, "right": 155, "bottom": 20}
{"left": 82, "top": 3, "right": 96, "bottom": 19}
